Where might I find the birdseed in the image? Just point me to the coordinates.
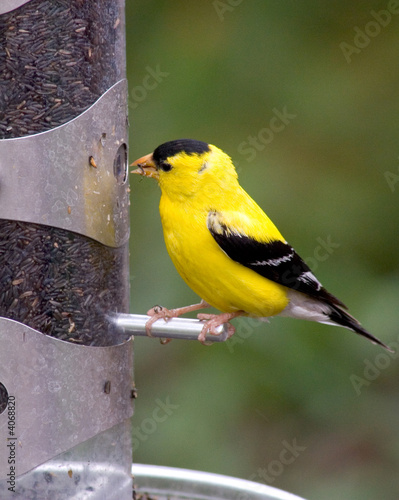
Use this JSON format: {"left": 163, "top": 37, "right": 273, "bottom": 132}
{"left": 0, "top": 0, "right": 124, "bottom": 138}
{"left": 0, "top": 220, "right": 129, "bottom": 346}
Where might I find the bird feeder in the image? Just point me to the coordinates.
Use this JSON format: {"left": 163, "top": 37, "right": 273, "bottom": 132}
{"left": 0, "top": 1, "right": 133, "bottom": 498}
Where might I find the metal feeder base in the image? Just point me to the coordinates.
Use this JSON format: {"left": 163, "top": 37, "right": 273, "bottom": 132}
{"left": 133, "top": 464, "right": 306, "bottom": 500}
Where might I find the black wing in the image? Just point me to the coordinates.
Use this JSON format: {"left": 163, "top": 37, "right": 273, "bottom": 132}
{"left": 207, "top": 210, "right": 346, "bottom": 308}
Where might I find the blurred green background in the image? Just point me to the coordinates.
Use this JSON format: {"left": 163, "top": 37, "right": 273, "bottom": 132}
{"left": 126, "top": 1, "right": 399, "bottom": 499}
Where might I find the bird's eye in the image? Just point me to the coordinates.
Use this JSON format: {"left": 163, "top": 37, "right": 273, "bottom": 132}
{"left": 160, "top": 162, "right": 172, "bottom": 172}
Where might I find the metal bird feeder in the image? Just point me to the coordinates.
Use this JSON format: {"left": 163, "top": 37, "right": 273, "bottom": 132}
{"left": 0, "top": 1, "right": 307, "bottom": 499}
{"left": 0, "top": 1, "right": 132, "bottom": 497}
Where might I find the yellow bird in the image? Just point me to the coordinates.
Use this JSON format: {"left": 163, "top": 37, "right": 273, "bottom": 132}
{"left": 131, "top": 139, "right": 389, "bottom": 349}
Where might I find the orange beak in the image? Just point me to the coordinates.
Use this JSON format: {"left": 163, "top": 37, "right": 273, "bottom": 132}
{"left": 130, "top": 153, "right": 159, "bottom": 180}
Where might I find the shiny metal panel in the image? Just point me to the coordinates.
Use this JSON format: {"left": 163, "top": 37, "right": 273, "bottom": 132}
{"left": 0, "top": 421, "right": 133, "bottom": 499}
{"left": 0, "top": 0, "right": 32, "bottom": 14}
{"left": 0, "top": 318, "right": 133, "bottom": 478}
{"left": 0, "top": 80, "right": 129, "bottom": 247}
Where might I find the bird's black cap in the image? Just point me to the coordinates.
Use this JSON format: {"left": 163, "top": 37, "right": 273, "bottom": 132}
{"left": 153, "top": 139, "right": 210, "bottom": 163}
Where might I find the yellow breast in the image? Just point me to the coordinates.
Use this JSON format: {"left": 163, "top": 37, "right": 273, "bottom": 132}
{"left": 159, "top": 194, "right": 289, "bottom": 317}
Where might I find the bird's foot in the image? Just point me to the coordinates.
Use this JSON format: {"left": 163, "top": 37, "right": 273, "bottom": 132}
{"left": 145, "top": 306, "right": 175, "bottom": 344}
{"left": 145, "top": 300, "right": 210, "bottom": 338}
{"left": 145, "top": 305, "right": 169, "bottom": 337}
{"left": 196, "top": 311, "right": 244, "bottom": 344}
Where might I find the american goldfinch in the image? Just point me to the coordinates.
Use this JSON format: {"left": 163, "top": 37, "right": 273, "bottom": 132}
{"left": 131, "top": 139, "right": 389, "bottom": 349}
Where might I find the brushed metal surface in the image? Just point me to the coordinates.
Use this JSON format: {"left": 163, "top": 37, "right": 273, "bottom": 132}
{"left": 0, "top": 80, "right": 129, "bottom": 247}
{"left": 0, "top": 318, "right": 133, "bottom": 478}
{"left": 0, "top": 421, "right": 133, "bottom": 499}
{"left": 0, "top": 0, "right": 32, "bottom": 14}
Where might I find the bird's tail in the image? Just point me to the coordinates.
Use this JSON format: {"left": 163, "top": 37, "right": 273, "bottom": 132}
{"left": 281, "top": 289, "right": 392, "bottom": 351}
{"left": 327, "top": 304, "right": 392, "bottom": 352}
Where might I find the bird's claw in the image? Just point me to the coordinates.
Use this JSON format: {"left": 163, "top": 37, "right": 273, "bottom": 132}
{"left": 147, "top": 304, "right": 167, "bottom": 316}
{"left": 197, "top": 313, "right": 237, "bottom": 344}
{"left": 160, "top": 337, "right": 173, "bottom": 345}
{"left": 145, "top": 304, "right": 173, "bottom": 337}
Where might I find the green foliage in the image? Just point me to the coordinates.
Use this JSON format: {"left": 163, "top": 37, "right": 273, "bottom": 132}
{"left": 127, "top": 1, "right": 399, "bottom": 498}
